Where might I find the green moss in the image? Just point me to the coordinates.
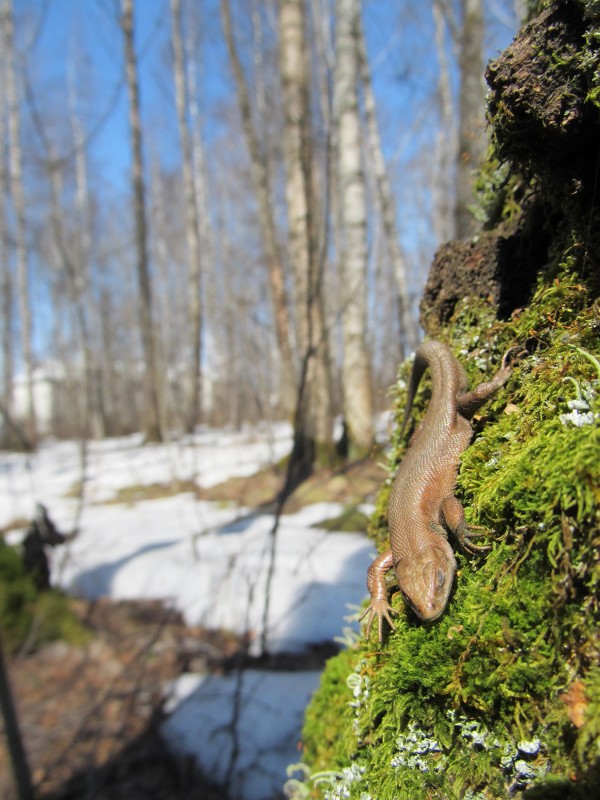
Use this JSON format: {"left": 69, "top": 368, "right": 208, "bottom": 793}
{"left": 0, "top": 540, "right": 38, "bottom": 652}
{"left": 301, "top": 648, "right": 360, "bottom": 770}
{"left": 105, "top": 479, "right": 199, "bottom": 505}
{"left": 0, "top": 539, "right": 90, "bottom": 654}
{"left": 314, "top": 508, "right": 371, "bottom": 533}
{"left": 293, "top": 268, "right": 600, "bottom": 800}
{"left": 30, "top": 591, "right": 91, "bottom": 648}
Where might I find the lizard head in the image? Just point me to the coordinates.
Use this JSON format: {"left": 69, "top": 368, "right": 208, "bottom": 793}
{"left": 395, "top": 541, "right": 456, "bottom": 621}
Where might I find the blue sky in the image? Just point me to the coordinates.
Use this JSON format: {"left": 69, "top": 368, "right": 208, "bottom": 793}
{"left": 22, "top": 0, "right": 241, "bottom": 190}
{"left": 10, "top": 0, "right": 519, "bottom": 366}
{"left": 20, "top": 0, "right": 518, "bottom": 195}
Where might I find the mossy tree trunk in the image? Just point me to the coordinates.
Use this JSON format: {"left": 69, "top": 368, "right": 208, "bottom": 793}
{"left": 294, "top": 2, "right": 600, "bottom": 798}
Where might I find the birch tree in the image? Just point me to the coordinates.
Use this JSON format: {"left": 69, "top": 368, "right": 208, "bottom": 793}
{"left": 31, "top": 61, "right": 98, "bottom": 441}
{"left": 280, "top": 0, "right": 333, "bottom": 472}
{"left": 46, "top": 155, "right": 94, "bottom": 441}
{"left": 455, "top": 0, "right": 486, "bottom": 238}
{"left": 0, "top": 59, "right": 12, "bottom": 420}
{"left": 2, "top": 0, "right": 35, "bottom": 444}
{"left": 69, "top": 80, "right": 97, "bottom": 436}
{"left": 221, "top": 0, "right": 296, "bottom": 415}
{"left": 334, "top": 0, "right": 373, "bottom": 450}
{"left": 121, "top": 0, "right": 163, "bottom": 442}
{"left": 309, "top": 0, "right": 335, "bottom": 255}
{"left": 185, "top": 1, "right": 213, "bottom": 352}
{"left": 171, "top": 0, "right": 203, "bottom": 433}
{"left": 432, "top": 0, "right": 457, "bottom": 243}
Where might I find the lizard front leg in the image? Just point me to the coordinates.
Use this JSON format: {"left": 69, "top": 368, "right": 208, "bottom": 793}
{"left": 439, "top": 495, "right": 492, "bottom": 553}
{"left": 359, "top": 550, "right": 397, "bottom": 642}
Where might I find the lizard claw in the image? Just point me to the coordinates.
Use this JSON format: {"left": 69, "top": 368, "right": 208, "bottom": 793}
{"left": 359, "top": 600, "right": 397, "bottom": 643}
{"left": 457, "top": 523, "right": 493, "bottom": 553}
{"left": 501, "top": 344, "right": 528, "bottom": 371}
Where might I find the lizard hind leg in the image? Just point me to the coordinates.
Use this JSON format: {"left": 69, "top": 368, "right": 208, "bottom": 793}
{"left": 439, "top": 495, "right": 493, "bottom": 553}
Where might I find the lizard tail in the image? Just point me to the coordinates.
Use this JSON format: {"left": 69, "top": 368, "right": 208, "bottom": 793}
{"left": 400, "top": 346, "right": 429, "bottom": 436}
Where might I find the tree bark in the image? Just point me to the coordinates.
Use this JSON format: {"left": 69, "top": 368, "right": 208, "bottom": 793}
{"left": 3, "top": 0, "right": 35, "bottom": 444}
{"left": 148, "top": 159, "right": 178, "bottom": 430}
{"left": 334, "top": 0, "right": 373, "bottom": 450}
{"left": 47, "top": 158, "right": 94, "bottom": 443}
{"left": 185, "top": 5, "right": 213, "bottom": 351}
{"left": 455, "top": 0, "right": 486, "bottom": 239}
{"left": 69, "top": 84, "right": 99, "bottom": 439}
{"left": 171, "top": 0, "right": 203, "bottom": 433}
{"left": 356, "top": 10, "right": 419, "bottom": 357}
{"left": 0, "top": 63, "right": 13, "bottom": 422}
{"left": 221, "top": 0, "right": 296, "bottom": 415}
{"left": 121, "top": 0, "right": 163, "bottom": 442}
{"left": 0, "top": 631, "right": 34, "bottom": 800}
{"left": 432, "top": 0, "right": 457, "bottom": 244}
{"left": 280, "top": 0, "right": 333, "bottom": 463}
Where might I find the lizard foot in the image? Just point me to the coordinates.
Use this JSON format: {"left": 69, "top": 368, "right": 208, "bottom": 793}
{"left": 458, "top": 523, "right": 493, "bottom": 554}
{"left": 359, "top": 599, "right": 397, "bottom": 643}
{"left": 501, "top": 344, "right": 528, "bottom": 371}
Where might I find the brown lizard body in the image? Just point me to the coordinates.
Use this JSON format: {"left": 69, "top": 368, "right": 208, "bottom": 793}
{"left": 361, "top": 340, "right": 516, "bottom": 641}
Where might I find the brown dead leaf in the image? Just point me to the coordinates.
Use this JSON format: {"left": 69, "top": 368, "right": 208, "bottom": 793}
{"left": 560, "top": 680, "right": 588, "bottom": 728}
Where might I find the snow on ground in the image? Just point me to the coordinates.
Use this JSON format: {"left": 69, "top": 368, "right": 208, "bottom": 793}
{"left": 58, "top": 496, "right": 373, "bottom": 653}
{"left": 0, "top": 422, "right": 378, "bottom": 800}
{"left": 163, "top": 670, "right": 322, "bottom": 800}
{"left": 0, "top": 421, "right": 293, "bottom": 526}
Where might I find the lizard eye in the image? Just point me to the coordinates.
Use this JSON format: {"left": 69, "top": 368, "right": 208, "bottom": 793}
{"left": 436, "top": 569, "right": 446, "bottom": 589}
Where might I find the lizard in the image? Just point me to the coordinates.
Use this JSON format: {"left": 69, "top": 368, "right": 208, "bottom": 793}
{"left": 360, "top": 340, "right": 520, "bottom": 642}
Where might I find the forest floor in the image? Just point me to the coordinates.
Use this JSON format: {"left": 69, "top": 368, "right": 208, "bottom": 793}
{"left": 1, "top": 455, "right": 385, "bottom": 800}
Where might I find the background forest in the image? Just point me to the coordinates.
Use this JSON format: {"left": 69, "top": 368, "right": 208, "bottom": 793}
{"left": 0, "top": 0, "right": 522, "bottom": 453}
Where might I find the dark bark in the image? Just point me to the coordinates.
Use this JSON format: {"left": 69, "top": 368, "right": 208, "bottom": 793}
{"left": 221, "top": 0, "right": 296, "bottom": 415}
{"left": 420, "top": 199, "right": 553, "bottom": 335}
{"left": 455, "top": 0, "right": 486, "bottom": 239}
{"left": 0, "top": 632, "right": 34, "bottom": 800}
{"left": 121, "top": 0, "right": 163, "bottom": 442}
{"left": 487, "top": 0, "right": 599, "bottom": 205}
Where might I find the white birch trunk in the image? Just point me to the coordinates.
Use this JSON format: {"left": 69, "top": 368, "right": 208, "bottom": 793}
{"left": 280, "top": 0, "right": 333, "bottom": 449}
{"left": 185, "top": 5, "right": 217, "bottom": 418}
{"left": 0, "top": 52, "right": 13, "bottom": 414}
{"left": 68, "top": 74, "right": 101, "bottom": 439}
{"left": 432, "top": 0, "right": 457, "bottom": 244}
{"left": 47, "top": 157, "right": 90, "bottom": 440}
{"left": 3, "top": 0, "right": 35, "bottom": 443}
{"left": 334, "top": 0, "right": 373, "bottom": 449}
{"left": 148, "top": 158, "right": 178, "bottom": 431}
{"left": 171, "top": 0, "right": 203, "bottom": 433}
